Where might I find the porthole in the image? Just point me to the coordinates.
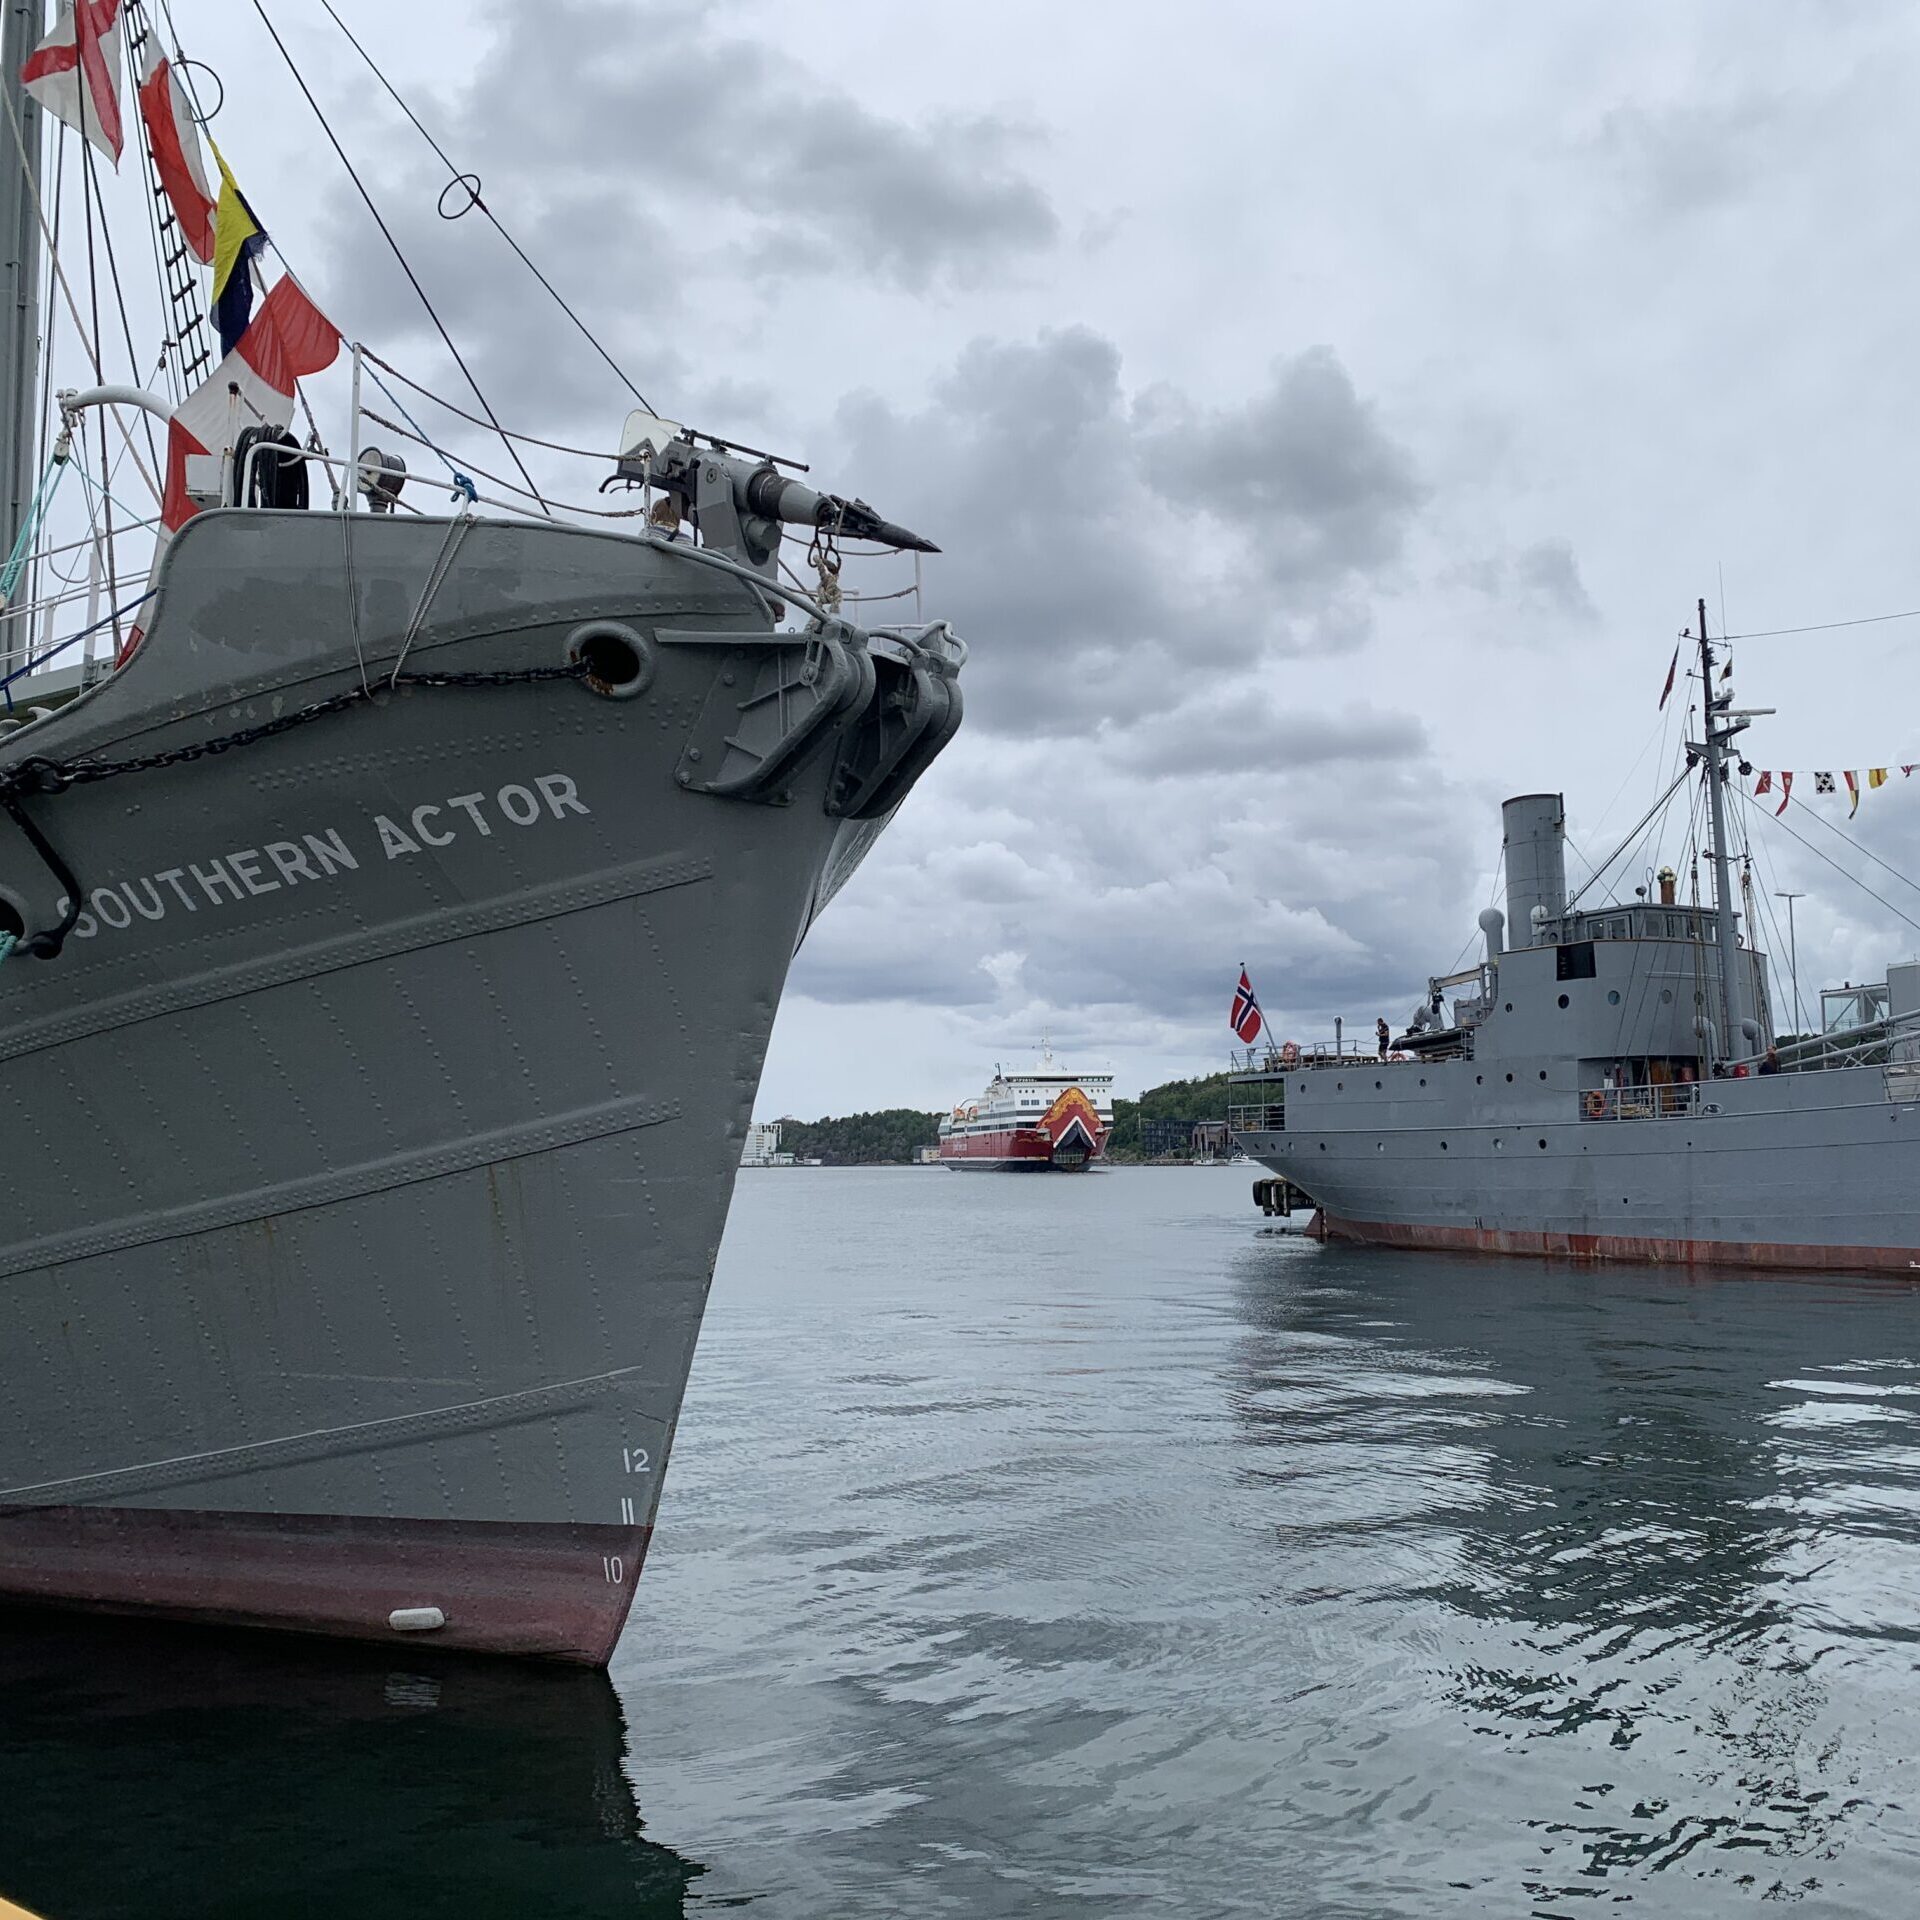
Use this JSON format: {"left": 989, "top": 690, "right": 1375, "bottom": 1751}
{"left": 1419, "top": 1077, "right": 1427, "bottom": 1088}
{"left": 1557, "top": 994, "right": 1570, "bottom": 1009}
{"left": 1505, "top": 1072, "right": 1514, "bottom": 1083}
{"left": 1607, "top": 990, "right": 1621, "bottom": 1006}
{"left": 1504, "top": 1002, "right": 1514, "bottom": 1013}
{"left": 1494, "top": 1137, "right": 1504, "bottom": 1150}
{"left": 1376, "top": 1141, "right": 1384, "bottom": 1152}
{"left": 1440, "top": 1140, "right": 1450, "bottom": 1151}
{"left": 1475, "top": 1074, "right": 1483, "bottom": 1085}
{"left": 1374, "top": 1080, "right": 1383, "bottom": 1090}
{"left": 1661, "top": 989, "right": 1674, "bottom": 1003}
{"left": 1336, "top": 1081, "right": 1344, "bottom": 1092}
{"left": 1537, "top": 1138, "right": 1547, "bottom": 1150}
{"left": 1319, "top": 1141, "right": 1327, "bottom": 1151}
{"left": 1538, "top": 1070, "right": 1547, "bottom": 1081}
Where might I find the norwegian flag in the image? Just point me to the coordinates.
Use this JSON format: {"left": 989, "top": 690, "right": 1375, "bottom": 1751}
{"left": 22, "top": 1, "right": 124, "bottom": 165}
{"left": 1230, "top": 967, "right": 1264, "bottom": 1044}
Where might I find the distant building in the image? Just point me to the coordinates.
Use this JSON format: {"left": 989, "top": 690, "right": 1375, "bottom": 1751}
{"left": 742, "top": 1121, "right": 795, "bottom": 1168}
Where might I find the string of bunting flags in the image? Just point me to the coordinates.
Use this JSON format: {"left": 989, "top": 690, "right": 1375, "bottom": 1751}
{"left": 1749, "top": 766, "right": 1917, "bottom": 818}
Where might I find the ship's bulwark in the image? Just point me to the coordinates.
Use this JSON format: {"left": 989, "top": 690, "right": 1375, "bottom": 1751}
{"left": 0, "top": 510, "right": 941, "bottom": 1660}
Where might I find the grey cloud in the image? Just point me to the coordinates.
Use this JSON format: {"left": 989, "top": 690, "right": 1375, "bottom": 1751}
{"left": 1597, "top": 94, "right": 1792, "bottom": 219}
{"left": 313, "top": 0, "right": 1057, "bottom": 407}
{"left": 1455, "top": 537, "right": 1599, "bottom": 630}
{"left": 1112, "top": 696, "right": 1428, "bottom": 781}
{"left": 829, "top": 331, "right": 1427, "bottom": 738}
{"left": 1139, "top": 347, "right": 1426, "bottom": 589}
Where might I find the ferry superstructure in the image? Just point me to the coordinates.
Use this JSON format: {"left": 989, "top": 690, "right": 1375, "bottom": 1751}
{"left": 937, "top": 1052, "right": 1113, "bottom": 1170}
{"left": 1232, "top": 604, "right": 1920, "bottom": 1273}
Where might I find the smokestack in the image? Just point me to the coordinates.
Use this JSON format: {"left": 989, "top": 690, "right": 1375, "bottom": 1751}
{"left": 1503, "top": 793, "right": 1567, "bottom": 948}
{"left": 1657, "top": 866, "right": 1677, "bottom": 907}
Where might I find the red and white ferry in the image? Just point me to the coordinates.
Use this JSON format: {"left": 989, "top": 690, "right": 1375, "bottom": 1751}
{"left": 937, "top": 1050, "right": 1114, "bottom": 1170}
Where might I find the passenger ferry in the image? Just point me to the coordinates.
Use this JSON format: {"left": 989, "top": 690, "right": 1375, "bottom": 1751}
{"left": 937, "top": 1050, "right": 1114, "bottom": 1170}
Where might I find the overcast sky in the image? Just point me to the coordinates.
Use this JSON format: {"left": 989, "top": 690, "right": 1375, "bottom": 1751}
{"left": 148, "top": 1, "right": 1920, "bottom": 1110}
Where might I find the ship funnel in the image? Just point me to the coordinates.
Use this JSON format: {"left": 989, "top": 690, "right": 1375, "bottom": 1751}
{"left": 1477, "top": 907, "right": 1504, "bottom": 963}
{"left": 1502, "top": 793, "right": 1567, "bottom": 949}
{"left": 1657, "top": 865, "right": 1677, "bottom": 907}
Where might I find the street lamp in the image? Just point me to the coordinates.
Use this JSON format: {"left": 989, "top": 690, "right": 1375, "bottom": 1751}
{"left": 1775, "top": 891, "right": 1806, "bottom": 1036}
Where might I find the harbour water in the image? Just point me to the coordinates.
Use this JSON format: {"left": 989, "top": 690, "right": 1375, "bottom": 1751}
{"left": 7, "top": 1167, "right": 1920, "bottom": 1916}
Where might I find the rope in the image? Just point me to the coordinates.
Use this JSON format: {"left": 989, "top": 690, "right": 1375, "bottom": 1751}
{"left": 247, "top": 0, "right": 550, "bottom": 511}
{"left": 388, "top": 510, "right": 473, "bottom": 687}
{"left": 0, "top": 455, "right": 68, "bottom": 605}
{"left": 357, "top": 355, "right": 476, "bottom": 501}
{"left": 0, "top": 931, "right": 14, "bottom": 969}
{"left": 0, "top": 590, "right": 157, "bottom": 695}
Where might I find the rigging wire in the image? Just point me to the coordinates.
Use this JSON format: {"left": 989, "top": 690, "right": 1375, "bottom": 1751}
{"left": 313, "top": 0, "right": 655, "bottom": 417}
{"left": 1563, "top": 764, "right": 1697, "bottom": 912}
{"left": 78, "top": 138, "right": 122, "bottom": 655}
{"left": 28, "top": 118, "right": 66, "bottom": 631}
{"left": 1734, "top": 785, "right": 1920, "bottom": 940}
{"left": 82, "top": 145, "right": 162, "bottom": 475}
{"left": 0, "top": 80, "right": 160, "bottom": 503}
{"left": 246, "top": 0, "right": 550, "bottom": 511}
{"left": 1725, "top": 606, "right": 1920, "bottom": 641}
{"left": 356, "top": 351, "right": 628, "bottom": 458}
{"left": 1759, "top": 780, "right": 1920, "bottom": 905}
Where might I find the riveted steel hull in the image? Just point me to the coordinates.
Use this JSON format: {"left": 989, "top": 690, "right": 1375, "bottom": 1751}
{"left": 0, "top": 510, "right": 956, "bottom": 1659}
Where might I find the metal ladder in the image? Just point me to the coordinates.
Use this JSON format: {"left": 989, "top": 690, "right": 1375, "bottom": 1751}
{"left": 123, "top": 2, "right": 214, "bottom": 400}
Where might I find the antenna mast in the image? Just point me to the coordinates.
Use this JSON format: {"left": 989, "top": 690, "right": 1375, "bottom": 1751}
{"left": 1694, "top": 596, "right": 1749, "bottom": 1061}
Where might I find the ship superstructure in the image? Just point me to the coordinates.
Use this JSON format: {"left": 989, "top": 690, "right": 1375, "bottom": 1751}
{"left": 0, "top": 3, "right": 962, "bottom": 1659}
{"left": 938, "top": 1050, "right": 1113, "bottom": 1170}
{"left": 1232, "top": 602, "right": 1920, "bottom": 1273}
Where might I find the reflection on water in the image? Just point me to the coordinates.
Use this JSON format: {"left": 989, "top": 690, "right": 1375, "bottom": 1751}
{"left": 9, "top": 1172, "right": 1920, "bottom": 1916}
{"left": 0, "top": 1613, "right": 699, "bottom": 1918}
{"left": 1227, "top": 1246, "right": 1920, "bottom": 1911}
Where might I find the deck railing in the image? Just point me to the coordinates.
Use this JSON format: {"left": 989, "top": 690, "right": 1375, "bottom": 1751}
{"left": 1228, "top": 1103, "right": 1286, "bottom": 1134}
{"left": 1577, "top": 1083, "right": 1701, "bottom": 1121}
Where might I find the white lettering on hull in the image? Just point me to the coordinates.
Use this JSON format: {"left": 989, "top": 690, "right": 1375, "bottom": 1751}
{"left": 60, "top": 774, "right": 592, "bottom": 943}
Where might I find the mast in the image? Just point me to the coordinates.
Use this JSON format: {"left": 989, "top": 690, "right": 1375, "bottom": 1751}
{"left": 1695, "top": 595, "right": 1748, "bottom": 1059}
{"left": 0, "top": 0, "right": 37, "bottom": 587}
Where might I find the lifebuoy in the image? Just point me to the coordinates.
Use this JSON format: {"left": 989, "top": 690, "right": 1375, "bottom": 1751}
{"left": 1279, "top": 1040, "right": 1301, "bottom": 1067}
{"left": 1582, "top": 1090, "right": 1606, "bottom": 1119}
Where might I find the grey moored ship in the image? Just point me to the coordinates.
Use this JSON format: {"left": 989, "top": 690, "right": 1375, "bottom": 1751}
{"left": 0, "top": 3, "right": 961, "bottom": 1660}
{"left": 1233, "top": 605, "right": 1920, "bottom": 1273}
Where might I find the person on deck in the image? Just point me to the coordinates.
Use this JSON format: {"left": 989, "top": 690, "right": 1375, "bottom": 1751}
{"left": 1376, "top": 1017, "right": 1390, "bottom": 1059}
{"left": 1759, "top": 1045, "right": 1782, "bottom": 1075}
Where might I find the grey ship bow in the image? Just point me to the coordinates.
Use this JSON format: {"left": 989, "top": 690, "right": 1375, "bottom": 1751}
{"left": 0, "top": 8, "right": 962, "bottom": 1661}
{"left": 1234, "top": 599, "right": 1920, "bottom": 1274}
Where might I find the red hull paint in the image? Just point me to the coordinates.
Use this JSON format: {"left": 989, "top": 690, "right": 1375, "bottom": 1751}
{"left": 0, "top": 1506, "right": 648, "bottom": 1664}
{"left": 1317, "top": 1210, "right": 1920, "bottom": 1277}
{"left": 938, "top": 1126, "right": 1105, "bottom": 1170}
